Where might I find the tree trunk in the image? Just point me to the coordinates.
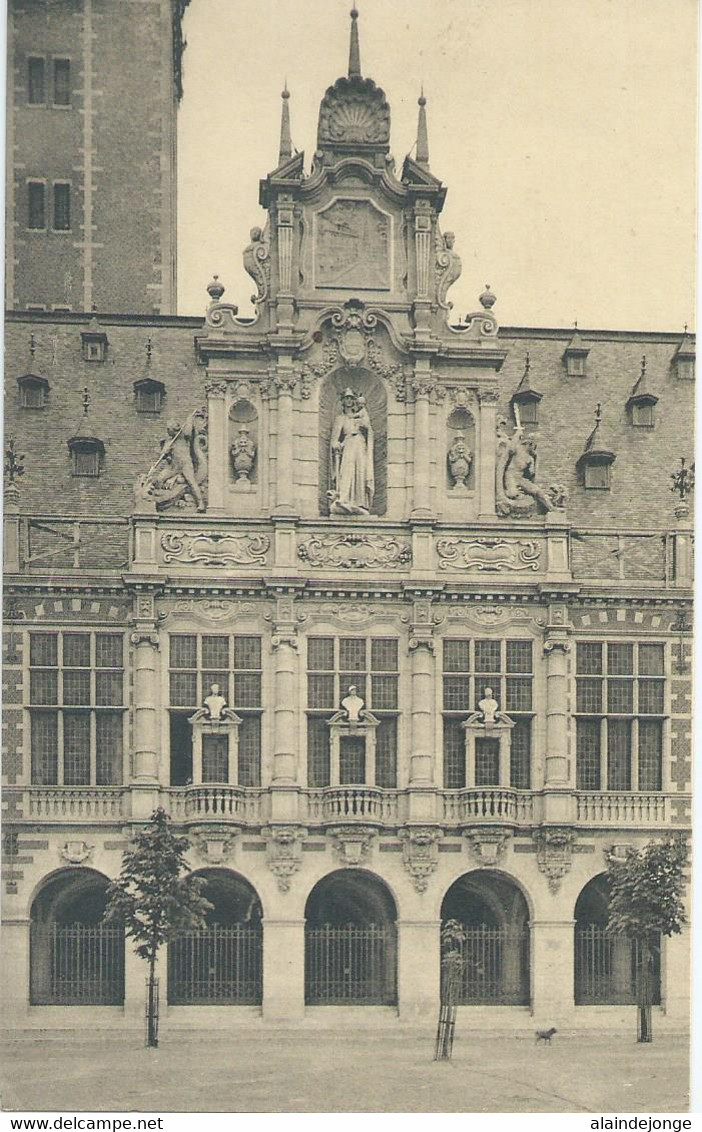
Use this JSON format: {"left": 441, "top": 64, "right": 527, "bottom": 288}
{"left": 146, "top": 954, "right": 159, "bottom": 1048}
{"left": 636, "top": 938, "right": 653, "bottom": 1044}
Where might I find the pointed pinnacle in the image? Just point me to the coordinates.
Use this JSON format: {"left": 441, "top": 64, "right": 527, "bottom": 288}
{"left": 278, "top": 81, "right": 292, "bottom": 163}
{"left": 348, "top": 6, "right": 361, "bottom": 78}
{"left": 416, "top": 86, "right": 429, "bottom": 166}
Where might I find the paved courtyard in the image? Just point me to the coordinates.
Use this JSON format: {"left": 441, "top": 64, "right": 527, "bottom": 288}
{"left": 0, "top": 1028, "right": 690, "bottom": 1113}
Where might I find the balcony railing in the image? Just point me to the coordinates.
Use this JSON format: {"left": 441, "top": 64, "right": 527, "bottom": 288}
{"left": 166, "top": 786, "right": 264, "bottom": 823}
{"left": 24, "top": 787, "right": 127, "bottom": 822}
{"left": 305, "top": 787, "right": 401, "bottom": 824}
{"left": 576, "top": 791, "right": 671, "bottom": 825}
{"left": 442, "top": 788, "right": 535, "bottom": 825}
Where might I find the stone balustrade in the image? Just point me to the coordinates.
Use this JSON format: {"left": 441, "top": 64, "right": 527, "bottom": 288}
{"left": 166, "top": 786, "right": 265, "bottom": 823}
{"left": 305, "top": 786, "right": 401, "bottom": 824}
{"left": 576, "top": 791, "right": 671, "bottom": 826}
{"left": 442, "top": 788, "right": 535, "bottom": 825}
{"left": 24, "top": 787, "right": 127, "bottom": 822}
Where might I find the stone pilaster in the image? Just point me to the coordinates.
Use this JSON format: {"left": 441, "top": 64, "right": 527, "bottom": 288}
{"left": 204, "top": 379, "right": 228, "bottom": 512}
{"left": 273, "top": 369, "right": 297, "bottom": 517}
{"left": 130, "top": 629, "right": 161, "bottom": 785}
{"left": 410, "top": 372, "right": 434, "bottom": 518}
{"left": 477, "top": 387, "right": 498, "bottom": 519}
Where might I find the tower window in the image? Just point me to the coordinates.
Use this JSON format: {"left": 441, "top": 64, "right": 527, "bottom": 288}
{"left": 18, "top": 373, "right": 50, "bottom": 409}
{"left": 134, "top": 379, "right": 166, "bottom": 414}
{"left": 27, "top": 57, "right": 46, "bottom": 104}
{"left": 53, "top": 183, "right": 71, "bottom": 231}
{"left": 68, "top": 437, "right": 104, "bottom": 478}
{"left": 53, "top": 58, "right": 71, "bottom": 106}
{"left": 27, "top": 181, "right": 46, "bottom": 230}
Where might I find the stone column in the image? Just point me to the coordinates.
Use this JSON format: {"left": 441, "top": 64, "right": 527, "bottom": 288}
{"left": 531, "top": 918, "right": 576, "bottom": 1026}
{"left": 544, "top": 638, "right": 571, "bottom": 786}
{"left": 397, "top": 919, "right": 441, "bottom": 1020}
{"left": 477, "top": 388, "right": 498, "bottom": 519}
{"left": 271, "top": 633, "right": 298, "bottom": 787}
{"left": 273, "top": 370, "right": 297, "bottom": 517}
{"left": 411, "top": 374, "right": 433, "bottom": 518}
{"left": 672, "top": 501, "right": 693, "bottom": 588}
{"left": 262, "top": 918, "right": 306, "bottom": 1021}
{"left": 409, "top": 637, "right": 435, "bottom": 786}
{"left": 204, "top": 379, "right": 228, "bottom": 512}
{"left": 130, "top": 630, "right": 160, "bottom": 783}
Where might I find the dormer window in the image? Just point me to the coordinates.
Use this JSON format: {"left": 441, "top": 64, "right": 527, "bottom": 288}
{"left": 563, "top": 329, "right": 590, "bottom": 377}
{"left": 134, "top": 378, "right": 165, "bottom": 414}
{"left": 577, "top": 404, "right": 616, "bottom": 490}
{"left": 18, "top": 372, "right": 50, "bottom": 409}
{"left": 582, "top": 459, "right": 612, "bottom": 490}
{"left": 81, "top": 319, "right": 108, "bottom": 362}
{"left": 511, "top": 353, "right": 542, "bottom": 426}
{"left": 68, "top": 436, "right": 104, "bottom": 478}
{"left": 673, "top": 332, "right": 695, "bottom": 381}
{"left": 626, "top": 356, "right": 658, "bottom": 428}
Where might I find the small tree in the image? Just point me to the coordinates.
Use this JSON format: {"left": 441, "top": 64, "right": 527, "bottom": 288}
{"left": 435, "top": 919, "right": 466, "bottom": 1061}
{"left": 605, "top": 836, "right": 687, "bottom": 1043}
{"left": 104, "top": 808, "right": 212, "bottom": 1046}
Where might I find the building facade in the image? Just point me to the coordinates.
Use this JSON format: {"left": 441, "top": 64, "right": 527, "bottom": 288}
{"left": 2, "top": 9, "right": 694, "bottom": 1031}
{"left": 5, "top": 0, "right": 188, "bottom": 314}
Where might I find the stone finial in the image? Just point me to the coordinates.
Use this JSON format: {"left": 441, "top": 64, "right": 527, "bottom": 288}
{"left": 416, "top": 87, "right": 429, "bottom": 167}
{"left": 207, "top": 275, "right": 225, "bottom": 304}
{"left": 479, "top": 284, "right": 496, "bottom": 310}
{"left": 278, "top": 82, "right": 293, "bottom": 164}
{"left": 348, "top": 6, "right": 361, "bottom": 78}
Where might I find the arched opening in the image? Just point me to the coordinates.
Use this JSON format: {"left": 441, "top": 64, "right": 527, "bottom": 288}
{"left": 304, "top": 869, "right": 397, "bottom": 1005}
{"left": 441, "top": 870, "right": 530, "bottom": 1005}
{"left": 30, "top": 868, "right": 124, "bottom": 1005}
{"left": 167, "top": 869, "right": 262, "bottom": 1005}
{"left": 574, "top": 874, "right": 661, "bottom": 1005}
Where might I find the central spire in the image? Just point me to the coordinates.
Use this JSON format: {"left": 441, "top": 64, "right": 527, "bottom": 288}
{"left": 348, "top": 6, "right": 361, "bottom": 78}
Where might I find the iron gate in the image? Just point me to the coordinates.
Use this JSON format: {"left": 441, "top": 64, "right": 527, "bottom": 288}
{"left": 443, "top": 926, "right": 530, "bottom": 1005}
{"left": 167, "top": 924, "right": 262, "bottom": 1004}
{"left": 31, "top": 923, "right": 124, "bottom": 1005}
{"left": 305, "top": 923, "right": 397, "bottom": 1005}
{"left": 574, "top": 925, "right": 661, "bottom": 1005}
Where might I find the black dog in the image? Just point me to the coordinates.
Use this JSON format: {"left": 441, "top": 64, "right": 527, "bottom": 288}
{"left": 535, "top": 1027, "right": 557, "bottom": 1044}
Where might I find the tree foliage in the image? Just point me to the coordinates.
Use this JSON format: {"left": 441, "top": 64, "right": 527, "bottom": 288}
{"left": 104, "top": 808, "right": 212, "bottom": 969}
{"left": 605, "top": 836, "right": 687, "bottom": 940}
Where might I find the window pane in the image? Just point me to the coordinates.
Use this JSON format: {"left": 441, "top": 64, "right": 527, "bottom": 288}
{"left": 510, "top": 720, "right": 531, "bottom": 789}
{"left": 96, "top": 712, "right": 123, "bottom": 785}
{"left": 169, "top": 712, "right": 192, "bottom": 786}
{"left": 31, "top": 711, "right": 58, "bottom": 784}
{"left": 234, "top": 635, "right": 261, "bottom": 670}
{"left": 376, "top": 718, "right": 397, "bottom": 788}
{"left": 608, "top": 643, "right": 634, "bottom": 675}
{"left": 63, "top": 670, "right": 90, "bottom": 706}
{"left": 234, "top": 673, "right": 261, "bottom": 708}
{"left": 73, "top": 448, "right": 99, "bottom": 477}
{"left": 53, "top": 183, "right": 70, "bottom": 230}
{"left": 30, "top": 633, "right": 57, "bottom": 667}
{"left": 96, "top": 634, "right": 122, "bottom": 668}
{"left": 308, "top": 674, "right": 334, "bottom": 709}
{"left": 339, "top": 638, "right": 366, "bottom": 671}
{"left": 63, "top": 633, "right": 90, "bottom": 667}
{"left": 443, "top": 639, "right": 470, "bottom": 673}
{"left": 169, "top": 672, "right": 197, "bottom": 707}
{"left": 607, "top": 679, "right": 633, "bottom": 714}
{"left": 475, "top": 738, "right": 500, "bottom": 786}
{"left": 63, "top": 712, "right": 90, "bottom": 784}
{"left": 53, "top": 58, "right": 70, "bottom": 105}
{"left": 506, "top": 676, "right": 532, "bottom": 712}
{"left": 506, "top": 640, "right": 533, "bottom": 673}
{"left": 370, "top": 674, "right": 397, "bottom": 710}
{"left": 339, "top": 735, "right": 365, "bottom": 784}
{"left": 475, "top": 640, "right": 501, "bottom": 673}
{"left": 638, "top": 720, "right": 663, "bottom": 791}
{"left": 308, "top": 637, "right": 334, "bottom": 671}
{"left": 577, "top": 642, "right": 603, "bottom": 675}
{"left": 371, "top": 639, "right": 398, "bottom": 672}
{"left": 607, "top": 719, "right": 631, "bottom": 790}
{"left": 639, "top": 644, "right": 664, "bottom": 676}
{"left": 443, "top": 718, "right": 465, "bottom": 788}
{"left": 202, "top": 734, "right": 229, "bottom": 783}
{"left": 307, "top": 718, "right": 330, "bottom": 787}
{"left": 28, "top": 57, "right": 45, "bottom": 103}
{"left": 170, "top": 635, "right": 197, "bottom": 669}
{"left": 576, "top": 719, "right": 601, "bottom": 790}
{"left": 30, "top": 670, "right": 58, "bottom": 705}
{"left": 638, "top": 680, "right": 664, "bottom": 714}
{"left": 96, "top": 671, "right": 122, "bottom": 706}
{"left": 28, "top": 182, "right": 45, "bottom": 229}
{"left": 443, "top": 675, "right": 470, "bottom": 711}
{"left": 238, "top": 715, "right": 261, "bottom": 786}
{"left": 576, "top": 678, "right": 602, "bottom": 713}
{"left": 202, "top": 635, "right": 229, "bottom": 670}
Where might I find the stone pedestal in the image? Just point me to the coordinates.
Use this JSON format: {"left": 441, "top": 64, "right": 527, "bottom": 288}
{"left": 397, "top": 919, "right": 440, "bottom": 1019}
{"left": 0, "top": 918, "right": 30, "bottom": 1025}
{"left": 262, "top": 918, "right": 306, "bottom": 1021}
{"left": 531, "top": 919, "right": 575, "bottom": 1024}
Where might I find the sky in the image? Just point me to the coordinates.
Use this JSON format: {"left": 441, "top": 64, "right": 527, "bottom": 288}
{"left": 177, "top": 0, "right": 697, "bottom": 330}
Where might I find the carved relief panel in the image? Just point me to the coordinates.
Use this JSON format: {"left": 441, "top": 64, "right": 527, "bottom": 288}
{"left": 314, "top": 198, "right": 392, "bottom": 292}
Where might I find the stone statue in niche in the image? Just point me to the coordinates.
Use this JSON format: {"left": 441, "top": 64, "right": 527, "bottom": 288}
{"left": 447, "top": 433, "right": 473, "bottom": 488}
{"left": 435, "top": 229, "right": 462, "bottom": 309}
{"left": 230, "top": 425, "right": 257, "bottom": 482}
{"left": 242, "top": 225, "right": 271, "bottom": 305}
{"left": 135, "top": 408, "right": 208, "bottom": 513}
{"left": 341, "top": 685, "right": 365, "bottom": 723}
{"left": 495, "top": 419, "right": 560, "bottom": 517}
{"left": 328, "top": 388, "right": 375, "bottom": 515}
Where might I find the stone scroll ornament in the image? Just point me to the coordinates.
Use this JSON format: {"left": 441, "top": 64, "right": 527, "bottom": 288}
{"left": 495, "top": 416, "right": 567, "bottom": 517}
{"left": 135, "top": 407, "right": 208, "bottom": 513}
{"left": 298, "top": 532, "right": 411, "bottom": 570}
{"left": 242, "top": 224, "right": 271, "bottom": 307}
{"left": 435, "top": 228, "right": 462, "bottom": 310}
{"left": 161, "top": 531, "right": 270, "bottom": 567}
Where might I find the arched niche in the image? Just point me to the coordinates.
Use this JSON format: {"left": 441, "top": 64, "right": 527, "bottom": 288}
{"left": 318, "top": 368, "right": 387, "bottom": 516}
{"left": 228, "top": 398, "right": 258, "bottom": 487}
{"left": 446, "top": 405, "right": 476, "bottom": 493}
